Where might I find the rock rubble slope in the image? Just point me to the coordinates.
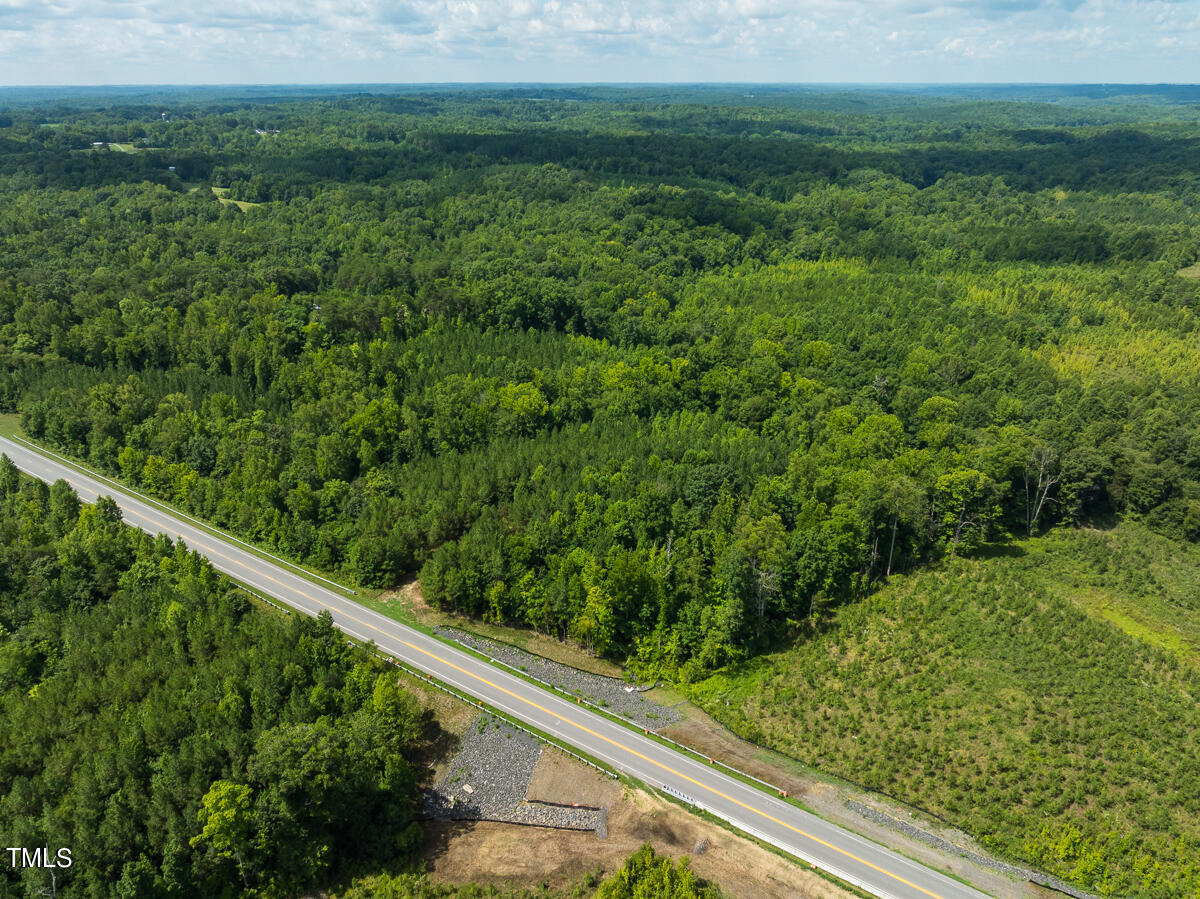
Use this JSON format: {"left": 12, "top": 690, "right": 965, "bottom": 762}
{"left": 437, "top": 627, "right": 680, "bottom": 730}
{"left": 425, "top": 715, "right": 604, "bottom": 833}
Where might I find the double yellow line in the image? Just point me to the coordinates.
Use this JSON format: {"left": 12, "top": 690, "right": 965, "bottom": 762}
{"left": 34, "top": 452, "right": 955, "bottom": 899}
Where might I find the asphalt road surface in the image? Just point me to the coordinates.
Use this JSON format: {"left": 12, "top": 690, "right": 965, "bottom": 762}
{"left": 0, "top": 434, "right": 992, "bottom": 899}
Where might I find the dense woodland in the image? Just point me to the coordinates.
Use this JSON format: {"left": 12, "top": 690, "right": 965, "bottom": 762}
{"left": 0, "top": 468, "right": 717, "bottom": 897}
{"left": 2, "top": 87, "right": 1199, "bottom": 679}
{"left": 0, "top": 464, "right": 431, "bottom": 897}
{"left": 2, "top": 85, "right": 1200, "bottom": 895}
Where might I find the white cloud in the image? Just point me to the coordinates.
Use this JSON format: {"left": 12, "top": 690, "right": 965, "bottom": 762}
{"left": 0, "top": 0, "right": 1196, "bottom": 83}
{"left": 731, "top": 0, "right": 791, "bottom": 19}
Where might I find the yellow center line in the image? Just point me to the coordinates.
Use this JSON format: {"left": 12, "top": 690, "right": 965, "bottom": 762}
{"left": 399, "top": 642, "right": 946, "bottom": 899}
{"left": 59, "top": 464, "right": 947, "bottom": 899}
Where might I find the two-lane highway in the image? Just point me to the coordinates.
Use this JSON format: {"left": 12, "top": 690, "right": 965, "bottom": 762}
{"left": 0, "top": 434, "right": 991, "bottom": 899}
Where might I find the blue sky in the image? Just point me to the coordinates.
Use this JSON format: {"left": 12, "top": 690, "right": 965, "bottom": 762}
{"left": 0, "top": 0, "right": 1197, "bottom": 85}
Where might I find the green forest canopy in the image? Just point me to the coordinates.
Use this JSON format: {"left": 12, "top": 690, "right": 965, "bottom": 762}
{"left": 0, "top": 460, "right": 431, "bottom": 897}
{"left": 0, "top": 457, "right": 725, "bottom": 897}
{"left": 0, "top": 85, "right": 1198, "bottom": 684}
{"left": 3, "top": 83, "right": 1200, "bottom": 899}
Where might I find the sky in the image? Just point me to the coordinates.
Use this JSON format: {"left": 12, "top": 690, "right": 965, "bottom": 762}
{"left": 0, "top": 0, "right": 1197, "bottom": 86}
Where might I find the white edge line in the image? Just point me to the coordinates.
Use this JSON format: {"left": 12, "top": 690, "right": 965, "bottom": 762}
{"left": 5, "top": 435, "right": 356, "bottom": 594}
{"left": 1, "top": 437, "right": 989, "bottom": 899}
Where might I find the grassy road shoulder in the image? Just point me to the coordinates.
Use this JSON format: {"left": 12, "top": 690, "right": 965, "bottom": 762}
{"left": 0, "top": 422, "right": 1049, "bottom": 896}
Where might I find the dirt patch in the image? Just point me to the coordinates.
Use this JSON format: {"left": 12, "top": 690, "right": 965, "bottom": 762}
{"left": 526, "top": 748, "right": 622, "bottom": 810}
{"left": 661, "top": 711, "right": 810, "bottom": 798}
{"left": 424, "top": 781, "right": 855, "bottom": 899}
{"left": 396, "top": 578, "right": 431, "bottom": 613}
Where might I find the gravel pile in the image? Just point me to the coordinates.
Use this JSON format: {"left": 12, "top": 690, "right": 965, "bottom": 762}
{"left": 425, "top": 715, "right": 602, "bottom": 833}
{"left": 845, "top": 800, "right": 1100, "bottom": 899}
{"left": 425, "top": 716, "right": 541, "bottom": 822}
{"left": 436, "top": 627, "right": 681, "bottom": 731}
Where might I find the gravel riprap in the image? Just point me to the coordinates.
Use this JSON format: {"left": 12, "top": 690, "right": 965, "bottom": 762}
{"left": 844, "top": 800, "right": 1100, "bottom": 899}
{"left": 425, "top": 715, "right": 603, "bottom": 833}
{"left": 436, "top": 627, "right": 681, "bottom": 731}
{"left": 507, "top": 800, "right": 603, "bottom": 831}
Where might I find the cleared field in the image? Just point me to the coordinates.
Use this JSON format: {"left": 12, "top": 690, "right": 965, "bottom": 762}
{"left": 688, "top": 527, "right": 1200, "bottom": 897}
{"left": 1027, "top": 523, "right": 1200, "bottom": 666}
{"left": 210, "top": 185, "right": 263, "bottom": 210}
{"left": 425, "top": 763, "right": 856, "bottom": 899}
{"left": 402, "top": 665, "right": 859, "bottom": 897}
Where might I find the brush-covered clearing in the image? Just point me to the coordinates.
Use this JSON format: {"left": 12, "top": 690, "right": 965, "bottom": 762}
{"left": 690, "top": 525, "right": 1200, "bottom": 896}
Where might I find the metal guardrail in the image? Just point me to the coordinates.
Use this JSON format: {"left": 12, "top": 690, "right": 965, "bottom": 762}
{"left": 442, "top": 634, "right": 791, "bottom": 799}
{"left": 382, "top": 644, "right": 896, "bottom": 897}
{"left": 661, "top": 783, "right": 700, "bottom": 805}
{"left": 370, "top": 651, "right": 618, "bottom": 782}
{"left": 656, "top": 787, "right": 905, "bottom": 899}
{"left": 240, "top": 585, "right": 293, "bottom": 615}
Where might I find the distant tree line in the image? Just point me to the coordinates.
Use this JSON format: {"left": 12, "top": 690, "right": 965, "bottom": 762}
{"left": 0, "top": 91, "right": 1198, "bottom": 680}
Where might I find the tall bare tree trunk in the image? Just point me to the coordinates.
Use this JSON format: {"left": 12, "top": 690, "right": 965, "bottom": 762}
{"left": 1026, "top": 446, "right": 1060, "bottom": 536}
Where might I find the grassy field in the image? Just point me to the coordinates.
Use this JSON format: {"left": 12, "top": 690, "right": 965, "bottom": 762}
{"left": 1027, "top": 524, "right": 1200, "bottom": 666}
{"left": 688, "top": 526, "right": 1200, "bottom": 897}
{"left": 209, "top": 185, "right": 263, "bottom": 210}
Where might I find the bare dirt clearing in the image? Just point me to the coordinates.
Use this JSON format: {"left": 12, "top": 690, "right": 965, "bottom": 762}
{"left": 526, "top": 748, "right": 614, "bottom": 810}
{"left": 424, "top": 769, "right": 854, "bottom": 899}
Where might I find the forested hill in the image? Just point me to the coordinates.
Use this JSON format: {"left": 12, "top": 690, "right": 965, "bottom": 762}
{"left": 0, "top": 462, "right": 430, "bottom": 896}
{"left": 1, "top": 87, "right": 1198, "bottom": 678}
